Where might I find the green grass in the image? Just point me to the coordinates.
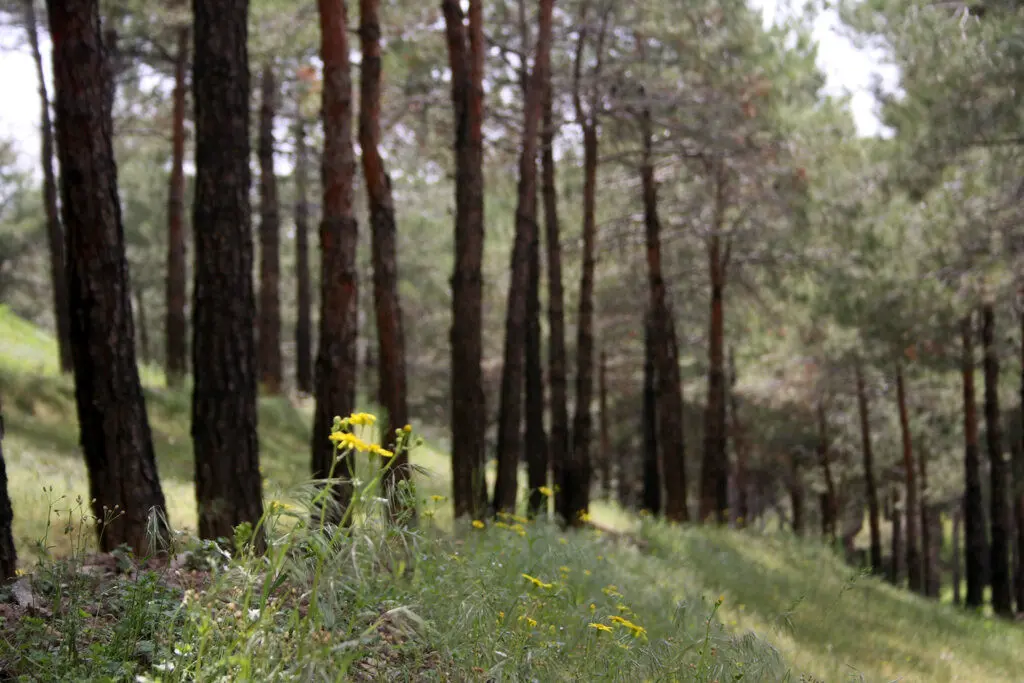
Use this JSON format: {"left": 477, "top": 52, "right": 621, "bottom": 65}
{"left": 3, "top": 304, "right": 1024, "bottom": 682}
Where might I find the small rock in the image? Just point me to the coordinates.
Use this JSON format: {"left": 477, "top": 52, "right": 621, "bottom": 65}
{"left": 11, "top": 578, "right": 35, "bottom": 609}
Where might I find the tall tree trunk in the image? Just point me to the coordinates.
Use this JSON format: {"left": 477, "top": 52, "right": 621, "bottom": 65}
{"left": 359, "top": 0, "right": 411, "bottom": 515}
{"left": 953, "top": 502, "right": 963, "bottom": 606}
{"left": 293, "top": 113, "right": 313, "bottom": 394}
{"left": 1014, "top": 443, "right": 1024, "bottom": 613}
{"left": 493, "top": 0, "right": 554, "bottom": 514}
{"left": 192, "top": 0, "right": 263, "bottom": 545}
{"left": 0, "top": 397, "right": 16, "bottom": 581}
{"left": 312, "top": 0, "right": 360, "bottom": 523}
{"left": 541, "top": 83, "right": 568, "bottom": 519}
{"left": 642, "top": 310, "right": 661, "bottom": 515}
{"left": 598, "top": 349, "right": 612, "bottom": 500}
{"left": 817, "top": 400, "right": 837, "bottom": 542}
{"left": 982, "top": 302, "right": 1013, "bottom": 616}
{"left": 441, "top": 0, "right": 487, "bottom": 519}
{"left": 257, "top": 63, "right": 283, "bottom": 394}
{"left": 896, "top": 363, "right": 922, "bottom": 594}
{"left": 701, "top": 170, "right": 728, "bottom": 522}
{"left": 890, "top": 490, "right": 903, "bottom": 586}
{"left": 48, "top": 0, "right": 168, "bottom": 553}
{"left": 165, "top": 22, "right": 189, "bottom": 387}
{"left": 524, "top": 196, "right": 548, "bottom": 517}
{"left": 962, "top": 312, "right": 987, "bottom": 609}
{"left": 856, "top": 359, "right": 883, "bottom": 574}
{"left": 640, "top": 110, "right": 687, "bottom": 522}
{"left": 789, "top": 454, "right": 804, "bottom": 536}
{"left": 729, "top": 348, "right": 749, "bottom": 527}
{"left": 1016, "top": 306, "right": 1024, "bottom": 613}
{"left": 24, "top": 0, "right": 73, "bottom": 374}
{"left": 920, "top": 445, "right": 940, "bottom": 598}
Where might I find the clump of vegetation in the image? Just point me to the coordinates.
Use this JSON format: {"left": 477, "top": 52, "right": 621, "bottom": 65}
{"left": 0, "top": 413, "right": 784, "bottom": 682}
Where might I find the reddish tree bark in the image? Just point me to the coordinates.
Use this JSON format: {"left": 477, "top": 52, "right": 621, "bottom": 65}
{"left": 856, "top": 359, "right": 882, "bottom": 574}
{"left": 257, "top": 63, "right": 283, "bottom": 394}
{"left": 962, "top": 313, "right": 987, "bottom": 609}
{"left": 48, "top": 0, "right": 168, "bottom": 552}
{"left": 24, "top": 0, "right": 73, "bottom": 374}
{"left": 312, "top": 0, "right": 360, "bottom": 522}
{"left": 441, "top": 0, "right": 488, "bottom": 519}
{"left": 293, "top": 113, "right": 313, "bottom": 395}
{"left": 493, "top": 0, "right": 555, "bottom": 514}
{"left": 919, "top": 444, "right": 940, "bottom": 598}
{"left": 981, "top": 303, "right": 1013, "bottom": 617}
{"left": 165, "top": 21, "right": 189, "bottom": 387}
{"left": 359, "top": 0, "right": 411, "bottom": 514}
{"left": 542, "top": 84, "right": 569, "bottom": 519}
{"left": 192, "top": 0, "right": 264, "bottom": 545}
{"left": 640, "top": 109, "right": 687, "bottom": 523}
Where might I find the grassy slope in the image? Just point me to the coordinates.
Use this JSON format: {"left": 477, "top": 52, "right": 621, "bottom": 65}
{"left": 2, "top": 306, "right": 1022, "bottom": 682}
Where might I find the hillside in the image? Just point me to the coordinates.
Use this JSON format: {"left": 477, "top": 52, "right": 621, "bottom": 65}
{"left": 1, "top": 307, "right": 1022, "bottom": 682}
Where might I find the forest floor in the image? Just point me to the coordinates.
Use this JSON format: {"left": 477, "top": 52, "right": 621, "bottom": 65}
{"left": 2, "top": 306, "right": 1023, "bottom": 682}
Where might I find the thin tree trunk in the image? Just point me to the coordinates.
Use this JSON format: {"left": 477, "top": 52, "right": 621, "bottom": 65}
{"left": 493, "top": 0, "right": 554, "bottom": 514}
{"left": 48, "top": 0, "right": 168, "bottom": 553}
{"left": 1016, "top": 306, "right": 1024, "bottom": 613}
{"left": 640, "top": 109, "right": 687, "bottom": 523}
{"left": 0, "top": 397, "right": 16, "bottom": 581}
{"left": 312, "top": 0, "right": 360, "bottom": 524}
{"left": 856, "top": 359, "right": 883, "bottom": 574}
{"left": 789, "top": 453, "right": 804, "bottom": 536}
{"left": 953, "top": 502, "right": 963, "bottom": 606}
{"left": 920, "top": 445, "right": 940, "bottom": 598}
{"left": 817, "top": 400, "right": 837, "bottom": 542}
{"left": 896, "top": 363, "right": 922, "bottom": 594}
{"left": 701, "top": 169, "right": 728, "bottom": 523}
{"left": 359, "top": 0, "right": 411, "bottom": 516}
{"left": 598, "top": 348, "right": 612, "bottom": 499}
{"left": 962, "top": 313, "right": 987, "bottom": 609}
{"left": 524, "top": 198, "right": 548, "bottom": 518}
{"left": 442, "top": 0, "right": 487, "bottom": 519}
{"left": 257, "top": 62, "right": 283, "bottom": 394}
{"left": 542, "top": 82, "right": 568, "bottom": 520}
{"left": 293, "top": 113, "right": 313, "bottom": 394}
{"left": 24, "top": 0, "right": 73, "bottom": 374}
{"left": 982, "top": 302, "right": 1013, "bottom": 616}
{"left": 192, "top": 0, "right": 263, "bottom": 546}
{"left": 165, "top": 22, "right": 189, "bottom": 387}
{"left": 642, "top": 310, "right": 661, "bottom": 515}
{"left": 729, "top": 348, "right": 749, "bottom": 527}
{"left": 890, "top": 490, "right": 903, "bottom": 586}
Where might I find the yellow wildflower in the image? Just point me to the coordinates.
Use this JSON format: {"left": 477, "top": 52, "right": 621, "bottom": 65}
{"left": 521, "top": 573, "right": 554, "bottom": 589}
{"left": 370, "top": 444, "right": 394, "bottom": 458}
{"left": 589, "top": 603, "right": 596, "bottom": 612}
{"left": 609, "top": 615, "right": 647, "bottom": 639}
{"left": 402, "top": 424, "right": 412, "bottom": 432}
{"left": 578, "top": 510, "right": 592, "bottom": 522}
{"left": 431, "top": 495, "right": 446, "bottom": 503}
{"left": 349, "top": 412, "right": 376, "bottom": 426}
{"left": 589, "top": 623, "right": 613, "bottom": 633}
{"left": 559, "top": 566, "right": 570, "bottom": 574}
{"left": 518, "top": 615, "right": 538, "bottom": 628}
{"left": 538, "top": 486, "right": 554, "bottom": 497}
{"left": 584, "top": 569, "right": 592, "bottom": 576}
{"left": 472, "top": 520, "right": 485, "bottom": 529}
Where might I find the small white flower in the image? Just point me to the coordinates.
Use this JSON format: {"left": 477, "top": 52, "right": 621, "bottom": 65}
{"left": 248, "top": 608, "right": 260, "bottom": 621}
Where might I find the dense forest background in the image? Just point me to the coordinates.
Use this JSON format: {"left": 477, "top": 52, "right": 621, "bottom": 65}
{"left": 0, "top": 1, "right": 1022, "bottom": 677}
